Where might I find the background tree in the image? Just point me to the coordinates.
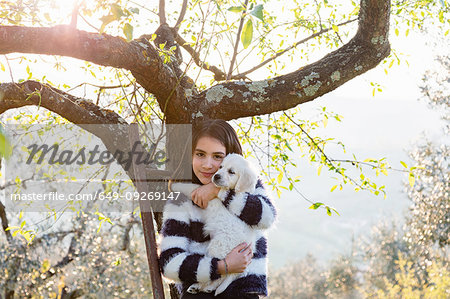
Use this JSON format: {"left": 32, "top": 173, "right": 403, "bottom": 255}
{"left": 403, "top": 53, "right": 449, "bottom": 281}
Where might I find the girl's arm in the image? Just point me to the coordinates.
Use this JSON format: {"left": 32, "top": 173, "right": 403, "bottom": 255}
{"left": 218, "top": 179, "right": 277, "bottom": 230}
{"left": 158, "top": 201, "right": 221, "bottom": 285}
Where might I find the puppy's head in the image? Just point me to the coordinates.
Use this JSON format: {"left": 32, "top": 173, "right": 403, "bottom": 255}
{"left": 212, "top": 153, "right": 257, "bottom": 193}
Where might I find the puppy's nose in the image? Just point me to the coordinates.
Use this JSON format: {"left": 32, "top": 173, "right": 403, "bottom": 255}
{"left": 213, "top": 173, "right": 221, "bottom": 183}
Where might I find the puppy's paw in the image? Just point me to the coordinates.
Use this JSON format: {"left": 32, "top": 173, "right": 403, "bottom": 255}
{"left": 187, "top": 284, "right": 200, "bottom": 294}
{"left": 203, "top": 286, "right": 215, "bottom": 293}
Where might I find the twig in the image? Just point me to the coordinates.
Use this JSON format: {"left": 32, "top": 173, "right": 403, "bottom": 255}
{"left": 127, "top": 0, "right": 159, "bottom": 16}
{"left": 174, "top": 0, "right": 188, "bottom": 31}
{"left": 283, "top": 112, "right": 364, "bottom": 189}
{"left": 227, "top": 0, "right": 249, "bottom": 81}
{"left": 67, "top": 82, "right": 132, "bottom": 92}
{"left": 234, "top": 18, "right": 357, "bottom": 78}
{"left": 0, "top": 201, "right": 12, "bottom": 243}
{"left": 174, "top": 32, "right": 227, "bottom": 80}
{"left": 120, "top": 71, "right": 164, "bottom": 122}
{"left": 159, "top": 0, "right": 167, "bottom": 24}
{"left": 3, "top": 55, "right": 14, "bottom": 82}
{"left": 121, "top": 215, "right": 139, "bottom": 251}
{"left": 313, "top": 0, "right": 323, "bottom": 30}
{"left": 334, "top": 30, "right": 344, "bottom": 45}
{"left": 330, "top": 159, "right": 408, "bottom": 173}
{"left": 78, "top": 13, "right": 100, "bottom": 31}
{"left": 0, "top": 174, "right": 36, "bottom": 190}
{"left": 30, "top": 230, "right": 77, "bottom": 248}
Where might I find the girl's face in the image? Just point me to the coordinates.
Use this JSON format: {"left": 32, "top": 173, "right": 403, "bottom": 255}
{"left": 193, "top": 136, "right": 226, "bottom": 185}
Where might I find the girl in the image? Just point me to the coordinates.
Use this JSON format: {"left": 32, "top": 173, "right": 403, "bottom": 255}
{"left": 159, "top": 119, "right": 276, "bottom": 298}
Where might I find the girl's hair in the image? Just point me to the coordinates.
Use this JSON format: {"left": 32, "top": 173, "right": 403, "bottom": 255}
{"left": 192, "top": 119, "right": 242, "bottom": 156}
{"left": 191, "top": 119, "right": 242, "bottom": 184}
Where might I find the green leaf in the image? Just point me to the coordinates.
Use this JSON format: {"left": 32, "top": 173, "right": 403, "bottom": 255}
{"left": 309, "top": 202, "right": 324, "bottom": 210}
{"left": 0, "top": 62, "right": 4, "bottom": 72}
{"left": 123, "top": 23, "right": 133, "bottom": 41}
{"left": 323, "top": 115, "right": 328, "bottom": 128}
{"left": 276, "top": 188, "right": 281, "bottom": 198}
{"left": 332, "top": 208, "right": 340, "bottom": 216}
{"left": 129, "top": 7, "right": 140, "bottom": 14}
{"left": 400, "top": 161, "right": 408, "bottom": 168}
{"left": 100, "top": 14, "right": 115, "bottom": 33}
{"left": 241, "top": 19, "right": 253, "bottom": 49}
{"left": 0, "top": 130, "right": 12, "bottom": 159}
{"left": 95, "top": 211, "right": 105, "bottom": 220}
{"left": 228, "top": 6, "right": 244, "bottom": 13}
{"left": 250, "top": 4, "right": 264, "bottom": 21}
{"left": 23, "top": 231, "right": 35, "bottom": 245}
{"left": 332, "top": 24, "right": 339, "bottom": 33}
{"left": 44, "top": 13, "right": 51, "bottom": 22}
{"left": 285, "top": 141, "right": 293, "bottom": 151}
{"left": 277, "top": 171, "right": 283, "bottom": 184}
{"left": 113, "top": 257, "right": 122, "bottom": 266}
{"left": 330, "top": 185, "right": 337, "bottom": 192}
{"left": 97, "top": 221, "right": 103, "bottom": 233}
{"left": 41, "top": 259, "right": 50, "bottom": 272}
{"left": 5, "top": 226, "right": 19, "bottom": 232}
{"left": 110, "top": 3, "right": 125, "bottom": 19}
{"left": 408, "top": 173, "right": 415, "bottom": 187}
{"left": 326, "top": 206, "right": 332, "bottom": 216}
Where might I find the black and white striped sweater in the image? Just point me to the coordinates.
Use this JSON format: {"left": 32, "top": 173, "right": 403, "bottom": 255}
{"left": 158, "top": 180, "right": 277, "bottom": 297}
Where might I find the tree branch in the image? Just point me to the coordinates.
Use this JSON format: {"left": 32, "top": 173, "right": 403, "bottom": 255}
{"left": 0, "top": 81, "right": 144, "bottom": 178}
{"left": 0, "top": 25, "right": 186, "bottom": 120}
{"left": 189, "top": 0, "right": 391, "bottom": 120}
{"left": 174, "top": 0, "right": 188, "bottom": 31}
{"left": 227, "top": 0, "right": 249, "bottom": 81}
{"left": 0, "top": 81, "right": 126, "bottom": 124}
{"left": 0, "top": 80, "right": 175, "bottom": 185}
{"left": 0, "top": 201, "right": 12, "bottom": 243}
{"left": 121, "top": 216, "right": 139, "bottom": 251}
{"left": 174, "top": 32, "right": 235, "bottom": 81}
{"left": 30, "top": 230, "right": 77, "bottom": 248}
{"left": 159, "top": 0, "right": 167, "bottom": 25}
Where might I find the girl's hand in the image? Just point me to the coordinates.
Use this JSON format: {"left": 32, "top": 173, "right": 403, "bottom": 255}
{"left": 191, "top": 183, "right": 219, "bottom": 209}
{"left": 219, "top": 242, "right": 253, "bottom": 274}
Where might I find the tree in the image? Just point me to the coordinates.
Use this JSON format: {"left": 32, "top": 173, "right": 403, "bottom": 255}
{"left": 0, "top": 0, "right": 448, "bottom": 298}
{"left": 0, "top": 0, "right": 391, "bottom": 185}
{"left": 403, "top": 54, "right": 449, "bottom": 280}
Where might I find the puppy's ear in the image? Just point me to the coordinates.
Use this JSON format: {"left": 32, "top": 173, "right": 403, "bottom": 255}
{"left": 235, "top": 164, "right": 258, "bottom": 193}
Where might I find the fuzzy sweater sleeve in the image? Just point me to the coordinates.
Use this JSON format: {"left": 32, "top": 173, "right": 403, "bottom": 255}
{"left": 218, "top": 179, "right": 277, "bottom": 230}
{"left": 158, "top": 201, "right": 221, "bottom": 285}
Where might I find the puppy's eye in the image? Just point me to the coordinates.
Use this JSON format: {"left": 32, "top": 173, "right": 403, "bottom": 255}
{"left": 228, "top": 169, "right": 235, "bottom": 175}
